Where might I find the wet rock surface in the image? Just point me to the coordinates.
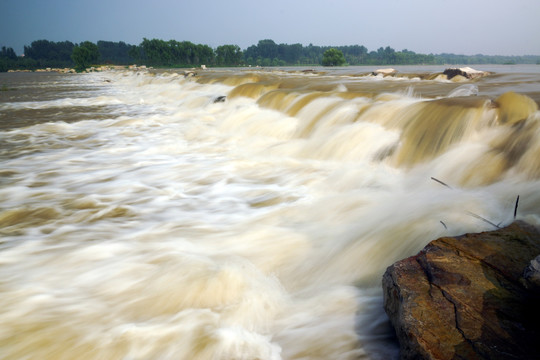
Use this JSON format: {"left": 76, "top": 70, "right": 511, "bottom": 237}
{"left": 443, "top": 67, "right": 490, "bottom": 80}
{"left": 382, "top": 221, "right": 540, "bottom": 360}
{"left": 372, "top": 68, "right": 398, "bottom": 76}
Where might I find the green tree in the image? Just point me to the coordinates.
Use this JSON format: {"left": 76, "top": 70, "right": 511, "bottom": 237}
{"left": 97, "top": 41, "right": 134, "bottom": 64}
{"left": 71, "top": 41, "right": 100, "bottom": 71}
{"left": 195, "top": 44, "right": 215, "bottom": 65}
{"left": 140, "top": 38, "right": 169, "bottom": 65}
{"left": 0, "top": 46, "right": 18, "bottom": 72}
{"left": 278, "top": 43, "right": 302, "bottom": 64}
{"left": 322, "top": 48, "right": 346, "bottom": 66}
{"left": 1, "top": 46, "right": 17, "bottom": 59}
{"left": 257, "top": 39, "right": 278, "bottom": 59}
{"left": 24, "top": 40, "right": 75, "bottom": 67}
{"left": 216, "top": 44, "right": 243, "bottom": 66}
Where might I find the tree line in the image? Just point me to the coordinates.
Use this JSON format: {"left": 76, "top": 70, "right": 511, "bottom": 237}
{"left": 0, "top": 40, "right": 127, "bottom": 72}
{"left": 2, "top": 38, "right": 540, "bottom": 72}
{"left": 242, "top": 40, "right": 437, "bottom": 66}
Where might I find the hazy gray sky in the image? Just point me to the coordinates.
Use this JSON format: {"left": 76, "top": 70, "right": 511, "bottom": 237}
{"left": 2, "top": 0, "right": 540, "bottom": 56}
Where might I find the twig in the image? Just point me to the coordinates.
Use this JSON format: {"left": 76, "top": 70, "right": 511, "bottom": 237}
{"left": 440, "top": 221, "right": 447, "bottom": 229}
{"left": 466, "top": 211, "right": 500, "bottom": 229}
{"left": 431, "top": 177, "right": 452, "bottom": 189}
{"left": 430, "top": 177, "right": 519, "bottom": 229}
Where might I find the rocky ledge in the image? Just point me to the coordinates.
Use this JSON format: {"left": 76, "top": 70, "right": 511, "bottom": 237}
{"left": 443, "top": 66, "right": 490, "bottom": 80}
{"left": 382, "top": 221, "right": 540, "bottom": 360}
{"left": 372, "top": 68, "right": 398, "bottom": 76}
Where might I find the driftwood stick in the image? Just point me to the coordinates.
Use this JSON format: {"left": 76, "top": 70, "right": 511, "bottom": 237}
{"left": 466, "top": 211, "right": 500, "bottom": 229}
{"left": 430, "top": 177, "right": 516, "bottom": 229}
{"left": 431, "top": 177, "right": 452, "bottom": 189}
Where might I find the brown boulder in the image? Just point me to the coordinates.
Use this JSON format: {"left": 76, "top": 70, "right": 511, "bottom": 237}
{"left": 443, "top": 67, "right": 490, "bottom": 80}
{"left": 382, "top": 221, "right": 540, "bottom": 359}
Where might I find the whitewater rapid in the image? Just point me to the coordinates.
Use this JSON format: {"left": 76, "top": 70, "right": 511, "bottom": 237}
{"left": 0, "top": 67, "right": 539, "bottom": 359}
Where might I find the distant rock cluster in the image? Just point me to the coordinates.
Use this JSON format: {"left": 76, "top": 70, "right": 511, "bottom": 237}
{"left": 442, "top": 66, "right": 491, "bottom": 80}
{"left": 8, "top": 67, "right": 76, "bottom": 73}
{"left": 370, "top": 66, "right": 490, "bottom": 81}
{"left": 7, "top": 65, "right": 130, "bottom": 73}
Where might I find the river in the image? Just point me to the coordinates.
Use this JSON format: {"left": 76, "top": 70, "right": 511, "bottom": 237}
{"left": 1, "top": 65, "right": 539, "bottom": 359}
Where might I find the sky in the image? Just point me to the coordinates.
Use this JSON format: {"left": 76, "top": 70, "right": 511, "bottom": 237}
{"left": 2, "top": 0, "right": 540, "bottom": 56}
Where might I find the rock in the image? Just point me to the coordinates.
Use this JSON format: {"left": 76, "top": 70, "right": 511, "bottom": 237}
{"left": 382, "top": 221, "right": 540, "bottom": 360}
{"left": 213, "top": 95, "right": 226, "bottom": 103}
{"left": 443, "top": 66, "right": 490, "bottom": 80}
{"left": 522, "top": 255, "right": 540, "bottom": 293}
{"left": 372, "top": 68, "right": 397, "bottom": 76}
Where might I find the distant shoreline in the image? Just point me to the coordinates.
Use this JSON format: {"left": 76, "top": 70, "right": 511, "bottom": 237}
{"left": 2, "top": 39, "right": 540, "bottom": 72}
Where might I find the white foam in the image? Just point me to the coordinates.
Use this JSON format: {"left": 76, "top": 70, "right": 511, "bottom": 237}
{"left": 1, "top": 69, "right": 538, "bottom": 359}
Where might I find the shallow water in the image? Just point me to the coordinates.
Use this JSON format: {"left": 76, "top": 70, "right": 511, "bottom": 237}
{"left": 1, "top": 65, "right": 539, "bottom": 359}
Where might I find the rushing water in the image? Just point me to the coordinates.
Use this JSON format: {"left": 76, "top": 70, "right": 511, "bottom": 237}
{"left": 1, "top": 65, "right": 540, "bottom": 359}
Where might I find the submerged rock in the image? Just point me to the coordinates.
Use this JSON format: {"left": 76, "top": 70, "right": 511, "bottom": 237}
{"left": 213, "top": 95, "right": 226, "bottom": 103}
{"left": 382, "top": 221, "right": 540, "bottom": 360}
{"left": 495, "top": 91, "right": 539, "bottom": 124}
{"left": 443, "top": 66, "right": 490, "bottom": 80}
